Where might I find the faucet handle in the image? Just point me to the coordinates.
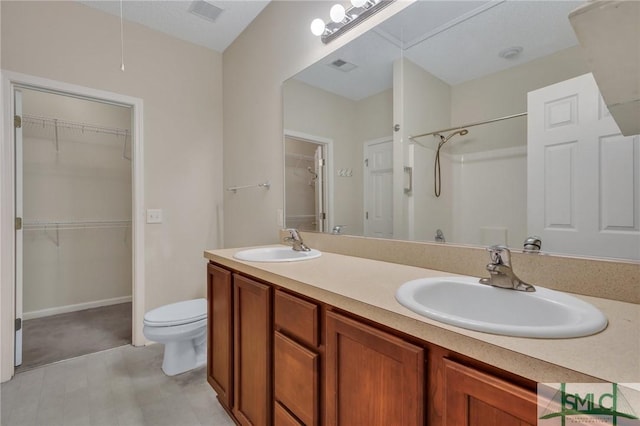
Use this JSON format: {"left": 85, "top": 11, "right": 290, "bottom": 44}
{"left": 486, "top": 245, "right": 510, "bottom": 265}
{"left": 285, "top": 228, "right": 301, "bottom": 241}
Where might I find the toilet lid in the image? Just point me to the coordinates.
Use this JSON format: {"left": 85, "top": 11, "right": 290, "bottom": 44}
{"left": 144, "top": 298, "right": 207, "bottom": 327}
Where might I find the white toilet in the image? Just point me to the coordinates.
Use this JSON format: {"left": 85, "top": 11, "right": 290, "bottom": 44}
{"left": 143, "top": 298, "right": 207, "bottom": 376}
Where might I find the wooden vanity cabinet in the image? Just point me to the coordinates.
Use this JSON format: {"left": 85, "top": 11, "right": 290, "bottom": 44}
{"left": 233, "top": 274, "right": 272, "bottom": 426}
{"left": 325, "top": 311, "right": 425, "bottom": 426}
{"left": 206, "top": 263, "right": 233, "bottom": 410}
{"left": 273, "top": 289, "right": 320, "bottom": 426}
{"left": 443, "top": 358, "right": 538, "bottom": 426}
{"left": 206, "top": 261, "right": 538, "bottom": 426}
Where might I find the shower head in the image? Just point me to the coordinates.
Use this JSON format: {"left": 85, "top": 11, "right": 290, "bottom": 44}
{"left": 439, "top": 129, "right": 469, "bottom": 146}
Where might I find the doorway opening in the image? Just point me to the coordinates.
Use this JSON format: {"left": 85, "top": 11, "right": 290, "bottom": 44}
{"left": 15, "top": 88, "right": 133, "bottom": 371}
{"left": 284, "top": 131, "right": 332, "bottom": 233}
{"left": 1, "top": 71, "right": 145, "bottom": 381}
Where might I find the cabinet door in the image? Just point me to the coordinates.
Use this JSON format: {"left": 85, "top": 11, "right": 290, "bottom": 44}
{"left": 207, "top": 263, "right": 233, "bottom": 409}
{"left": 233, "top": 275, "right": 272, "bottom": 426}
{"left": 274, "top": 402, "right": 303, "bottom": 426}
{"left": 274, "top": 332, "right": 318, "bottom": 425}
{"left": 325, "top": 311, "right": 424, "bottom": 426}
{"left": 444, "top": 359, "right": 537, "bottom": 426}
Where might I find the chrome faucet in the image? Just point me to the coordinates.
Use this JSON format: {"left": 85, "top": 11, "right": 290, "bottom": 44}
{"left": 283, "top": 228, "right": 311, "bottom": 252}
{"left": 479, "top": 245, "right": 535, "bottom": 292}
{"left": 332, "top": 225, "right": 346, "bottom": 235}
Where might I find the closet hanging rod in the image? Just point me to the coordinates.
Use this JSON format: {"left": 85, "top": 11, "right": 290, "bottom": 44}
{"left": 285, "top": 152, "right": 315, "bottom": 162}
{"left": 409, "top": 112, "right": 527, "bottom": 140}
{"left": 22, "top": 114, "right": 130, "bottom": 138}
{"left": 226, "top": 181, "right": 271, "bottom": 194}
{"left": 23, "top": 219, "right": 131, "bottom": 231}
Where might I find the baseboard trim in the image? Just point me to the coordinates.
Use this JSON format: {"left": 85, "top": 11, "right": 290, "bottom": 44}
{"left": 23, "top": 296, "right": 132, "bottom": 320}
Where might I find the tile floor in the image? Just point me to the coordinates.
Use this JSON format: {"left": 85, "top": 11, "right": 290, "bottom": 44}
{"left": 1, "top": 344, "right": 235, "bottom": 426}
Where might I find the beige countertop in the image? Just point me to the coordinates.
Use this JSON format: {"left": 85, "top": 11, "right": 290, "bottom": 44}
{"left": 204, "top": 245, "right": 639, "bottom": 384}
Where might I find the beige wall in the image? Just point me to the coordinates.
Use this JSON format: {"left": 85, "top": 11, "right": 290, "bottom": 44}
{"left": 223, "top": 0, "right": 412, "bottom": 247}
{"left": 1, "top": 1, "right": 223, "bottom": 314}
{"left": 450, "top": 46, "right": 589, "bottom": 154}
{"left": 284, "top": 79, "right": 393, "bottom": 235}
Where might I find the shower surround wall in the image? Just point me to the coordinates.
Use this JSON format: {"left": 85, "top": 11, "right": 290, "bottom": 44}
{"left": 21, "top": 90, "right": 132, "bottom": 319}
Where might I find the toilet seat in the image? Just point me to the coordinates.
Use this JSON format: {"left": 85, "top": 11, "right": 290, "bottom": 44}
{"left": 144, "top": 298, "right": 206, "bottom": 327}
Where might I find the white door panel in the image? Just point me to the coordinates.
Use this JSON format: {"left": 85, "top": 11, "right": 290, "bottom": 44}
{"left": 364, "top": 139, "right": 393, "bottom": 238}
{"left": 528, "top": 73, "right": 640, "bottom": 260}
{"left": 15, "top": 89, "right": 23, "bottom": 366}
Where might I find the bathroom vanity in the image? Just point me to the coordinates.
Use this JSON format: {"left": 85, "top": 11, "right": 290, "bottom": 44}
{"left": 204, "top": 247, "right": 638, "bottom": 426}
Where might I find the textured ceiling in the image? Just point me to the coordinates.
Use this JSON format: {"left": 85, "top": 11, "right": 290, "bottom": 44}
{"left": 294, "top": 0, "right": 585, "bottom": 100}
{"left": 80, "top": 0, "right": 270, "bottom": 53}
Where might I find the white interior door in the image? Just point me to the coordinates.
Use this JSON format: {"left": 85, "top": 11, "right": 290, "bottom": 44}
{"left": 14, "top": 89, "right": 23, "bottom": 366}
{"left": 528, "top": 73, "right": 640, "bottom": 260}
{"left": 364, "top": 138, "right": 393, "bottom": 238}
{"left": 314, "top": 145, "right": 326, "bottom": 232}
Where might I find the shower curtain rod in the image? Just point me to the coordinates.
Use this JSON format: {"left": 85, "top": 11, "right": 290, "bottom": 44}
{"left": 409, "top": 112, "right": 527, "bottom": 140}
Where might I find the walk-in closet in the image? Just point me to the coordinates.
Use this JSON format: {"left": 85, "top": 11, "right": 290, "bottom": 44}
{"left": 17, "top": 88, "right": 133, "bottom": 371}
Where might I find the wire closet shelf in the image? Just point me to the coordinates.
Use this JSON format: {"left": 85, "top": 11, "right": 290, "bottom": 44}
{"left": 22, "top": 114, "right": 131, "bottom": 160}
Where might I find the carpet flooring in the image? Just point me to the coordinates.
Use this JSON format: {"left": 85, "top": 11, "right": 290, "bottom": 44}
{"left": 17, "top": 302, "right": 132, "bottom": 372}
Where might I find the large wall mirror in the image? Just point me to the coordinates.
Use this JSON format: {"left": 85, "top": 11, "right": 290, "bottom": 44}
{"left": 283, "top": 1, "right": 640, "bottom": 261}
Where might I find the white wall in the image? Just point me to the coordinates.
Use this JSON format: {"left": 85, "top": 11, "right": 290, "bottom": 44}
{"left": 1, "top": 0, "right": 222, "bottom": 340}
{"left": 21, "top": 89, "right": 132, "bottom": 316}
{"left": 223, "top": 0, "right": 413, "bottom": 247}
{"left": 396, "top": 58, "right": 452, "bottom": 241}
{"left": 451, "top": 147, "right": 528, "bottom": 247}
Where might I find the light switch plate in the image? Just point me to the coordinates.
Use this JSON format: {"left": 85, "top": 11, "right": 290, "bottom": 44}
{"left": 277, "top": 209, "right": 284, "bottom": 227}
{"left": 147, "top": 209, "right": 162, "bottom": 224}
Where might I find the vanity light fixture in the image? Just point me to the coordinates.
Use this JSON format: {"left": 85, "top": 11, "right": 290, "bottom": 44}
{"left": 310, "top": 0, "right": 394, "bottom": 44}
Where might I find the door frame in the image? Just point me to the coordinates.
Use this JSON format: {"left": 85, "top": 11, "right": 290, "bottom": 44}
{"left": 0, "top": 70, "right": 146, "bottom": 382}
{"left": 283, "top": 129, "right": 334, "bottom": 232}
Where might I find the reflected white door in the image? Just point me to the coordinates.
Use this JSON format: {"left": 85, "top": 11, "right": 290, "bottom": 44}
{"left": 528, "top": 73, "right": 640, "bottom": 260}
{"left": 314, "top": 145, "right": 326, "bottom": 232}
{"left": 364, "top": 138, "right": 393, "bottom": 238}
{"left": 15, "top": 89, "right": 23, "bottom": 366}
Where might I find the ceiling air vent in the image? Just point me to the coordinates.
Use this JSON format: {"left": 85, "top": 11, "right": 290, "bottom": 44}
{"left": 189, "top": 1, "right": 224, "bottom": 23}
{"left": 328, "top": 59, "right": 358, "bottom": 72}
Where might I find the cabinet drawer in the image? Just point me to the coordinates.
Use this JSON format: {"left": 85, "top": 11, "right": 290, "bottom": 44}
{"left": 274, "top": 332, "right": 319, "bottom": 426}
{"left": 274, "top": 290, "right": 319, "bottom": 347}
{"left": 274, "top": 402, "right": 303, "bottom": 426}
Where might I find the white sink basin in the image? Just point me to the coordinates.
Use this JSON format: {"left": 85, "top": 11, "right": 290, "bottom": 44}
{"left": 233, "top": 246, "right": 321, "bottom": 262}
{"left": 395, "top": 276, "right": 607, "bottom": 338}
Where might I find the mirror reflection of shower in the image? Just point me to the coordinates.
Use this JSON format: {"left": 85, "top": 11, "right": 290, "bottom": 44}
{"left": 434, "top": 129, "right": 469, "bottom": 197}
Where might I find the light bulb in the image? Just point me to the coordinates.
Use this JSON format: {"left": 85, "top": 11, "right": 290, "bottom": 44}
{"left": 351, "top": 0, "right": 367, "bottom": 7}
{"left": 330, "top": 4, "right": 346, "bottom": 23}
{"left": 310, "top": 18, "right": 326, "bottom": 36}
